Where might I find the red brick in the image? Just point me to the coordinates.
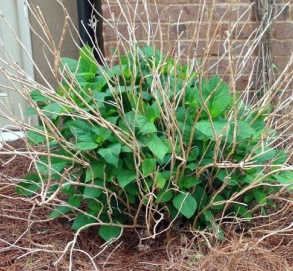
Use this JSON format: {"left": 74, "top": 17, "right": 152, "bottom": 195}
{"left": 231, "top": 23, "right": 258, "bottom": 39}
{"left": 209, "top": 40, "right": 226, "bottom": 56}
{"left": 207, "top": 57, "right": 230, "bottom": 74}
{"left": 276, "top": 5, "right": 290, "bottom": 21}
{"left": 234, "top": 57, "right": 257, "bottom": 74}
{"left": 231, "top": 41, "right": 257, "bottom": 57}
{"left": 103, "top": 41, "right": 119, "bottom": 58}
{"left": 171, "top": 41, "right": 196, "bottom": 58}
{"left": 128, "top": 5, "right": 162, "bottom": 23}
{"left": 273, "top": 23, "right": 293, "bottom": 39}
{"left": 193, "top": 40, "right": 208, "bottom": 56}
{"left": 155, "top": 23, "right": 188, "bottom": 41}
{"left": 187, "top": 23, "right": 208, "bottom": 40}
{"left": 150, "top": 0, "right": 192, "bottom": 3}
{"left": 187, "top": 22, "right": 230, "bottom": 40}
{"left": 162, "top": 41, "right": 207, "bottom": 58}
{"left": 102, "top": 0, "right": 293, "bottom": 84}
{"left": 163, "top": 5, "right": 205, "bottom": 22}
{"left": 235, "top": 75, "right": 252, "bottom": 91}
{"left": 213, "top": 5, "right": 253, "bottom": 22}
{"left": 275, "top": 76, "right": 293, "bottom": 90}
{"left": 148, "top": 0, "right": 214, "bottom": 3}
{"left": 272, "top": 40, "right": 293, "bottom": 56}
{"left": 102, "top": 3, "right": 162, "bottom": 23}
{"left": 103, "top": 23, "right": 146, "bottom": 41}
{"left": 273, "top": 56, "right": 293, "bottom": 71}
{"left": 170, "top": 24, "right": 187, "bottom": 39}
{"left": 102, "top": 4, "right": 122, "bottom": 20}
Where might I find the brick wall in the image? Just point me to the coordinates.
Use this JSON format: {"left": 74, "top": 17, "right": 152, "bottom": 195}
{"left": 101, "top": 0, "right": 293, "bottom": 91}
{"left": 272, "top": 1, "right": 293, "bottom": 92}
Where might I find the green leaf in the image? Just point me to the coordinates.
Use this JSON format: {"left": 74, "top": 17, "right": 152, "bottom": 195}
{"left": 61, "top": 57, "right": 80, "bottom": 73}
{"left": 136, "top": 115, "right": 157, "bottom": 133}
{"left": 122, "top": 111, "right": 135, "bottom": 128}
{"left": 49, "top": 206, "right": 71, "bottom": 218}
{"left": 74, "top": 133, "right": 95, "bottom": 143}
{"left": 173, "top": 193, "right": 197, "bottom": 219}
{"left": 37, "top": 156, "right": 68, "bottom": 176}
{"left": 83, "top": 180, "right": 103, "bottom": 198}
{"left": 142, "top": 158, "right": 156, "bottom": 176}
{"left": 87, "top": 199, "right": 102, "bottom": 212}
{"left": 15, "top": 174, "right": 41, "bottom": 196}
{"left": 196, "top": 120, "right": 228, "bottom": 140}
{"left": 121, "top": 145, "right": 132, "bottom": 153}
{"left": 155, "top": 190, "right": 173, "bottom": 203}
{"left": 211, "top": 195, "right": 226, "bottom": 210}
{"left": 68, "top": 195, "right": 83, "bottom": 207}
{"left": 145, "top": 102, "right": 160, "bottom": 123}
{"left": 193, "top": 186, "right": 208, "bottom": 209}
{"left": 176, "top": 107, "right": 194, "bottom": 126}
{"left": 188, "top": 147, "right": 199, "bottom": 161}
{"left": 155, "top": 172, "right": 166, "bottom": 189}
{"left": 233, "top": 205, "right": 252, "bottom": 218}
{"left": 98, "top": 143, "right": 121, "bottom": 167}
{"left": 72, "top": 213, "right": 95, "bottom": 230}
{"left": 145, "top": 134, "right": 169, "bottom": 160}
{"left": 179, "top": 176, "right": 201, "bottom": 189}
{"left": 94, "top": 88, "right": 110, "bottom": 101}
{"left": 254, "top": 146, "right": 276, "bottom": 163}
{"left": 216, "top": 226, "right": 225, "bottom": 241}
{"left": 273, "top": 171, "right": 293, "bottom": 187}
{"left": 140, "top": 46, "right": 161, "bottom": 60}
{"left": 85, "top": 162, "right": 105, "bottom": 182}
{"left": 67, "top": 119, "right": 92, "bottom": 135}
{"left": 201, "top": 76, "right": 232, "bottom": 118}
{"left": 253, "top": 189, "right": 267, "bottom": 206}
{"left": 204, "top": 210, "right": 214, "bottom": 222}
{"left": 27, "top": 128, "right": 46, "bottom": 144}
{"left": 42, "top": 103, "right": 64, "bottom": 119}
{"left": 112, "top": 64, "right": 127, "bottom": 76}
{"left": 74, "top": 142, "right": 99, "bottom": 150}
{"left": 175, "top": 108, "right": 194, "bottom": 142}
{"left": 272, "top": 150, "right": 288, "bottom": 165}
{"left": 76, "top": 72, "right": 96, "bottom": 79}
{"left": 235, "top": 121, "right": 255, "bottom": 140}
{"left": 117, "top": 170, "right": 137, "bottom": 188}
{"left": 30, "top": 90, "right": 50, "bottom": 102}
{"left": 124, "top": 183, "right": 139, "bottom": 196}
{"left": 109, "top": 85, "right": 139, "bottom": 94}
{"left": 79, "top": 44, "right": 98, "bottom": 74}
{"left": 25, "top": 107, "right": 38, "bottom": 116}
{"left": 62, "top": 183, "right": 76, "bottom": 196}
{"left": 98, "top": 225, "right": 122, "bottom": 242}
{"left": 92, "top": 126, "right": 112, "bottom": 143}
{"left": 186, "top": 163, "right": 197, "bottom": 171}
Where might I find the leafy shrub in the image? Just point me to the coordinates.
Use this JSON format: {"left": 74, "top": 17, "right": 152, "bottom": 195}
{"left": 17, "top": 45, "right": 293, "bottom": 242}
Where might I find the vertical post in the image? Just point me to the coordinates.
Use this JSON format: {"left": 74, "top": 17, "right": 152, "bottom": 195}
{"left": 16, "top": 0, "right": 35, "bottom": 79}
{"left": 255, "top": 0, "right": 277, "bottom": 96}
{"left": 76, "top": 0, "right": 104, "bottom": 64}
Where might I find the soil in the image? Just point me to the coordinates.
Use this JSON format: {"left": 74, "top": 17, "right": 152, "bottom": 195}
{"left": 0, "top": 140, "right": 292, "bottom": 271}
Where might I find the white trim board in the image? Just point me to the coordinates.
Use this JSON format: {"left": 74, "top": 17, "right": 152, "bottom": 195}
{"left": 0, "top": 131, "right": 25, "bottom": 143}
{"left": 0, "top": 131, "right": 25, "bottom": 149}
{"left": 0, "top": 0, "right": 35, "bottom": 128}
{"left": 16, "top": 0, "right": 34, "bottom": 79}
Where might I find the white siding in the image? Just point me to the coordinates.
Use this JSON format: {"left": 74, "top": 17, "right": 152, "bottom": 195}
{"left": 0, "top": 0, "right": 34, "bottom": 128}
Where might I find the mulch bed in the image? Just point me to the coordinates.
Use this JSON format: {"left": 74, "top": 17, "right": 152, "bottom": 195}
{"left": 0, "top": 140, "right": 292, "bottom": 271}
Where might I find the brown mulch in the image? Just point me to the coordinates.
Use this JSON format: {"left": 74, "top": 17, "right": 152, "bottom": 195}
{"left": 0, "top": 139, "right": 32, "bottom": 178}
{"left": 0, "top": 140, "right": 292, "bottom": 271}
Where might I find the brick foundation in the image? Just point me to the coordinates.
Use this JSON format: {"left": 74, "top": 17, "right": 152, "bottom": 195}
{"left": 101, "top": 0, "right": 293, "bottom": 92}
